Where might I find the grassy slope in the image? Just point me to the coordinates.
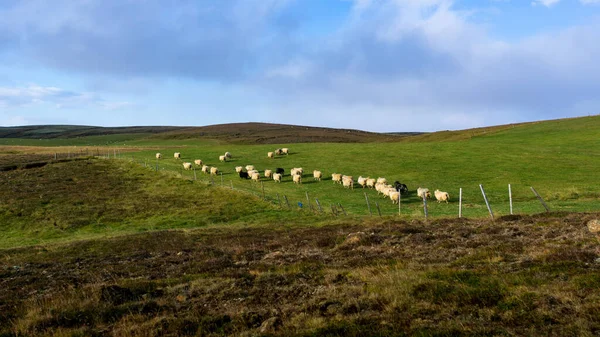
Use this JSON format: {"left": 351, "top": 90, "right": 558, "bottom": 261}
{"left": 123, "top": 115, "right": 600, "bottom": 218}
{"left": 0, "top": 159, "right": 316, "bottom": 249}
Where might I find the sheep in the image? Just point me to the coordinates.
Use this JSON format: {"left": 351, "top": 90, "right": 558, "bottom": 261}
{"left": 417, "top": 187, "right": 431, "bottom": 199}
{"left": 282, "top": 148, "right": 289, "bottom": 155}
{"left": 201, "top": 165, "right": 209, "bottom": 174}
{"left": 174, "top": 152, "right": 181, "bottom": 159}
{"left": 219, "top": 155, "right": 226, "bottom": 162}
{"left": 245, "top": 165, "right": 255, "bottom": 171}
{"left": 267, "top": 152, "right": 274, "bottom": 159}
{"left": 389, "top": 191, "right": 400, "bottom": 204}
{"left": 376, "top": 177, "right": 387, "bottom": 185}
{"left": 251, "top": 172, "right": 261, "bottom": 181}
{"left": 293, "top": 174, "right": 302, "bottom": 184}
{"left": 313, "top": 170, "right": 322, "bottom": 181}
{"left": 156, "top": 153, "right": 162, "bottom": 159}
{"left": 194, "top": 159, "right": 203, "bottom": 166}
{"left": 291, "top": 168, "right": 303, "bottom": 176}
{"left": 239, "top": 171, "right": 250, "bottom": 179}
{"left": 183, "top": 162, "right": 192, "bottom": 170}
{"left": 275, "top": 168, "right": 284, "bottom": 175}
{"left": 224, "top": 152, "right": 232, "bottom": 159}
{"left": 434, "top": 190, "right": 450, "bottom": 203}
{"left": 366, "top": 178, "right": 377, "bottom": 189}
{"left": 247, "top": 170, "right": 259, "bottom": 176}
{"left": 210, "top": 167, "right": 219, "bottom": 175}
{"left": 382, "top": 186, "right": 395, "bottom": 198}
{"left": 332, "top": 173, "right": 342, "bottom": 184}
{"left": 275, "top": 148, "right": 283, "bottom": 155}
{"left": 393, "top": 181, "right": 408, "bottom": 194}
{"left": 342, "top": 176, "right": 354, "bottom": 189}
{"left": 264, "top": 169, "right": 273, "bottom": 178}
{"left": 357, "top": 176, "right": 368, "bottom": 188}
{"left": 235, "top": 166, "right": 243, "bottom": 173}
{"left": 273, "top": 173, "right": 282, "bottom": 182}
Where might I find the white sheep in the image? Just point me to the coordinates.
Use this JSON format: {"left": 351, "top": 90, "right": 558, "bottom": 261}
{"left": 313, "top": 170, "right": 322, "bottom": 181}
{"left": 273, "top": 173, "right": 282, "bottom": 182}
{"left": 183, "top": 162, "right": 192, "bottom": 170}
{"left": 291, "top": 167, "right": 303, "bottom": 176}
{"left": 210, "top": 167, "right": 219, "bottom": 175}
{"left": 264, "top": 169, "right": 273, "bottom": 178}
{"left": 174, "top": 152, "right": 181, "bottom": 159}
{"left": 389, "top": 191, "right": 400, "bottom": 204}
{"left": 376, "top": 177, "right": 387, "bottom": 185}
{"left": 357, "top": 176, "right": 368, "bottom": 188}
{"left": 275, "top": 148, "right": 283, "bottom": 155}
{"left": 417, "top": 187, "right": 431, "bottom": 199}
{"left": 219, "top": 155, "right": 226, "bottom": 162}
{"left": 434, "top": 189, "right": 450, "bottom": 203}
{"left": 224, "top": 152, "right": 232, "bottom": 159}
{"left": 201, "top": 165, "right": 210, "bottom": 174}
{"left": 332, "top": 173, "right": 342, "bottom": 184}
{"left": 342, "top": 176, "right": 353, "bottom": 189}
{"left": 156, "top": 153, "right": 162, "bottom": 159}
{"left": 267, "top": 152, "right": 274, "bottom": 159}
{"left": 251, "top": 172, "right": 261, "bottom": 181}
{"left": 293, "top": 174, "right": 302, "bottom": 184}
{"left": 235, "top": 166, "right": 244, "bottom": 173}
{"left": 282, "top": 148, "right": 289, "bottom": 155}
{"left": 245, "top": 165, "right": 255, "bottom": 171}
{"left": 366, "top": 178, "right": 376, "bottom": 189}
{"left": 194, "top": 159, "right": 203, "bottom": 166}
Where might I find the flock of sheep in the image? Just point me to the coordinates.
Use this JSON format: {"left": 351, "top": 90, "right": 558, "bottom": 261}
{"left": 155, "top": 149, "right": 451, "bottom": 205}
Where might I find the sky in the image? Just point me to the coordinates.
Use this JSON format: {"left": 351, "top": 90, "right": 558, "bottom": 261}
{"left": 1, "top": 0, "right": 600, "bottom": 132}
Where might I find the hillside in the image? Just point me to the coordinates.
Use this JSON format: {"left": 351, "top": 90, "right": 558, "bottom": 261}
{"left": 0, "top": 123, "right": 418, "bottom": 144}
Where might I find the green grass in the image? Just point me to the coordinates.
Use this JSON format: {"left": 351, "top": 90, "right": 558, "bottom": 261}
{"left": 0, "top": 159, "right": 320, "bottom": 249}
{"left": 120, "top": 115, "right": 600, "bottom": 218}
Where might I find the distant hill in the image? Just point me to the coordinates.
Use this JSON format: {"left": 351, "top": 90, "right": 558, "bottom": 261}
{"left": 0, "top": 123, "right": 420, "bottom": 144}
{"left": 0, "top": 125, "right": 182, "bottom": 139}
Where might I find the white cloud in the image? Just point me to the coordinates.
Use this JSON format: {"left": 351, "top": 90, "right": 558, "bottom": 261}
{"left": 532, "top": 0, "right": 561, "bottom": 6}
{"left": 0, "top": 84, "right": 133, "bottom": 111}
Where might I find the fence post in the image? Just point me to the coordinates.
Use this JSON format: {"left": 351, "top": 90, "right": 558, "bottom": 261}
{"left": 261, "top": 181, "right": 265, "bottom": 200}
{"left": 459, "top": 188, "right": 463, "bottom": 218}
{"left": 338, "top": 203, "right": 347, "bottom": 216}
{"left": 315, "top": 198, "right": 323, "bottom": 213}
{"left": 54, "top": 153, "right": 57, "bottom": 160}
{"left": 277, "top": 193, "right": 282, "bottom": 207}
{"left": 306, "top": 192, "right": 310, "bottom": 208}
{"left": 284, "top": 195, "right": 290, "bottom": 209}
{"left": 193, "top": 167, "right": 197, "bottom": 180}
{"left": 230, "top": 180, "right": 234, "bottom": 190}
{"left": 422, "top": 193, "right": 428, "bottom": 219}
{"left": 508, "top": 184, "right": 513, "bottom": 215}
{"left": 479, "top": 184, "right": 494, "bottom": 220}
{"left": 375, "top": 201, "right": 382, "bottom": 217}
{"left": 398, "top": 191, "right": 401, "bottom": 215}
{"left": 530, "top": 186, "right": 550, "bottom": 212}
{"left": 364, "top": 192, "right": 372, "bottom": 216}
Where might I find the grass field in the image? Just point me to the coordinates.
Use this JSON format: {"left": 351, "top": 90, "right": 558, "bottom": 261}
{"left": 1, "top": 116, "right": 600, "bottom": 336}
{"left": 111, "top": 115, "right": 600, "bottom": 218}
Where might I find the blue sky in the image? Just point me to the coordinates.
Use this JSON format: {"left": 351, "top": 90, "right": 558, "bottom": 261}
{"left": 1, "top": 0, "right": 600, "bottom": 132}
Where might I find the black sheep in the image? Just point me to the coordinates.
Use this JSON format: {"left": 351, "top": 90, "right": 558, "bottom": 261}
{"left": 393, "top": 181, "right": 409, "bottom": 194}
{"left": 239, "top": 171, "right": 250, "bottom": 179}
{"left": 275, "top": 168, "right": 285, "bottom": 175}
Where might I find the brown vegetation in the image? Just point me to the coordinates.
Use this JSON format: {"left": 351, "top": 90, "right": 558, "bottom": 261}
{"left": 2, "top": 213, "right": 599, "bottom": 336}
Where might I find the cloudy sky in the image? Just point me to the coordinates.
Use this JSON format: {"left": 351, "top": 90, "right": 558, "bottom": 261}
{"left": 1, "top": 0, "right": 599, "bottom": 132}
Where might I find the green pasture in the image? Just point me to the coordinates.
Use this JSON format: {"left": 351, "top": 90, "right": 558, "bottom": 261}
{"left": 118, "top": 116, "right": 600, "bottom": 218}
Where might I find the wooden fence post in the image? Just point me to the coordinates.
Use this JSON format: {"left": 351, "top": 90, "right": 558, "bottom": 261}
{"left": 530, "top": 186, "right": 550, "bottom": 212}
{"left": 459, "top": 188, "right": 463, "bottom": 218}
{"left": 338, "top": 203, "right": 347, "bottom": 216}
{"left": 479, "top": 184, "right": 494, "bottom": 220}
{"left": 375, "top": 202, "right": 382, "bottom": 217}
{"left": 422, "top": 193, "right": 428, "bottom": 219}
{"left": 315, "top": 198, "right": 323, "bottom": 213}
